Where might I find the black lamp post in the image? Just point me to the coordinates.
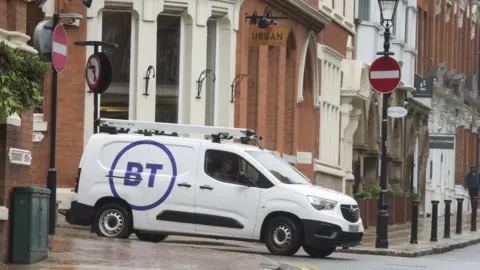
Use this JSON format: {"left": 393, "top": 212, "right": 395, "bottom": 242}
{"left": 375, "top": 0, "right": 399, "bottom": 249}
{"left": 34, "top": 0, "right": 94, "bottom": 235}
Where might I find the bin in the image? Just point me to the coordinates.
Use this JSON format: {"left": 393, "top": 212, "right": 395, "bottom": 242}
{"left": 11, "top": 187, "right": 51, "bottom": 264}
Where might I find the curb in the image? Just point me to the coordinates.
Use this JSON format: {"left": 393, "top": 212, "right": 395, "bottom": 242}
{"left": 336, "top": 236, "right": 480, "bottom": 257}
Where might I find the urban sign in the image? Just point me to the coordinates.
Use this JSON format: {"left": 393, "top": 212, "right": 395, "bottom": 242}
{"left": 86, "top": 54, "right": 101, "bottom": 90}
{"left": 369, "top": 56, "right": 402, "bottom": 94}
{"left": 52, "top": 24, "right": 68, "bottom": 73}
{"left": 249, "top": 25, "right": 289, "bottom": 46}
{"left": 8, "top": 148, "right": 32, "bottom": 166}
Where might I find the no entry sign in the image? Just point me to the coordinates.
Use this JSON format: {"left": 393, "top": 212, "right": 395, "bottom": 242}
{"left": 369, "top": 56, "right": 401, "bottom": 94}
{"left": 52, "top": 24, "right": 68, "bottom": 73}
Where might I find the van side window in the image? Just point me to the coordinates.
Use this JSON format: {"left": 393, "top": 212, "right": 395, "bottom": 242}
{"left": 204, "top": 150, "right": 273, "bottom": 188}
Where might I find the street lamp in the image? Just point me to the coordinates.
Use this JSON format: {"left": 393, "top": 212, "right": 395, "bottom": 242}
{"left": 375, "top": 0, "right": 399, "bottom": 249}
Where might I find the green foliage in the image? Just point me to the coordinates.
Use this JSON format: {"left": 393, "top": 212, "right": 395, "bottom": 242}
{"left": 369, "top": 185, "right": 382, "bottom": 199}
{"left": 386, "top": 189, "right": 395, "bottom": 198}
{"left": 354, "top": 190, "right": 371, "bottom": 200}
{"left": 411, "top": 188, "right": 420, "bottom": 201}
{"left": 0, "top": 42, "right": 49, "bottom": 117}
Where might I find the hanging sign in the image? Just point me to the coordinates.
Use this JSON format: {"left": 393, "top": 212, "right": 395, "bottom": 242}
{"left": 249, "top": 25, "right": 289, "bottom": 46}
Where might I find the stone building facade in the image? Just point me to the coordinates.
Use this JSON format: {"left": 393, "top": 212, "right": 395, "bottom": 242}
{"left": 419, "top": 0, "right": 480, "bottom": 216}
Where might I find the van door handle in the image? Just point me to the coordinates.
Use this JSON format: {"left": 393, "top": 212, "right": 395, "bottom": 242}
{"left": 199, "top": 185, "right": 214, "bottom": 190}
{"left": 177, "top": 182, "right": 192, "bottom": 188}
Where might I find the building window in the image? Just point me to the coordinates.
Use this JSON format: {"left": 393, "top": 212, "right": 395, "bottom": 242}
{"left": 357, "top": 0, "right": 370, "bottom": 21}
{"left": 471, "top": 20, "right": 476, "bottom": 39}
{"left": 318, "top": 46, "right": 342, "bottom": 166}
{"left": 404, "top": 9, "right": 409, "bottom": 43}
{"left": 205, "top": 19, "right": 217, "bottom": 126}
{"left": 156, "top": 15, "right": 181, "bottom": 123}
{"left": 100, "top": 10, "right": 132, "bottom": 120}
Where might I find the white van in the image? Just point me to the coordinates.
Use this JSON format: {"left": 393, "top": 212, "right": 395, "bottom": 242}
{"left": 63, "top": 118, "right": 363, "bottom": 258}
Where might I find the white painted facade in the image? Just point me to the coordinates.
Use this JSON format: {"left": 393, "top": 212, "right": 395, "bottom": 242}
{"left": 314, "top": 0, "right": 358, "bottom": 193}
{"left": 82, "top": 0, "right": 242, "bottom": 145}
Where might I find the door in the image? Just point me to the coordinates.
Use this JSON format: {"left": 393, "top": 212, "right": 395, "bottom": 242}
{"left": 194, "top": 145, "right": 270, "bottom": 238}
{"left": 145, "top": 139, "right": 200, "bottom": 233}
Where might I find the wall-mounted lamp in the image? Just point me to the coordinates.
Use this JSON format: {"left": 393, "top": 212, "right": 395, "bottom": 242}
{"left": 230, "top": 74, "right": 254, "bottom": 103}
{"left": 196, "top": 69, "right": 216, "bottom": 99}
{"left": 246, "top": 5, "right": 289, "bottom": 28}
{"left": 143, "top": 65, "right": 156, "bottom": 96}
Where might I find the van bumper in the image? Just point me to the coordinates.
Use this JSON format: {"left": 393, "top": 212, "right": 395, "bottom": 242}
{"left": 62, "top": 201, "right": 94, "bottom": 226}
{"left": 302, "top": 219, "right": 363, "bottom": 247}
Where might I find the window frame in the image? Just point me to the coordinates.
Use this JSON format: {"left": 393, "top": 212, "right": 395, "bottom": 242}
{"left": 204, "top": 149, "right": 273, "bottom": 189}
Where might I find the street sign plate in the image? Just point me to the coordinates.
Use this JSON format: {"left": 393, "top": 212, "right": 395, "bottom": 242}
{"left": 387, "top": 106, "right": 408, "bottom": 118}
{"left": 86, "top": 54, "right": 101, "bottom": 90}
{"left": 369, "top": 56, "right": 401, "bottom": 94}
{"left": 52, "top": 24, "right": 68, "bottom": 73}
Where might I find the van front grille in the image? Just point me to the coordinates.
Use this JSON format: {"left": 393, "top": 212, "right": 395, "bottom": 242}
{"left": 340, "top": 204, "right": 360, "bottom": 223}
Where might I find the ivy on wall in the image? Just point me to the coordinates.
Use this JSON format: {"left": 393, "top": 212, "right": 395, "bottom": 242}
{"left": 0, "top": 41, "right": 49, "bottom": 117}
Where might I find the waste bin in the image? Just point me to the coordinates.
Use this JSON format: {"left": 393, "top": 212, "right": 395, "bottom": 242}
{"left": 11, "top": 187, "right": 50, "bottom": 264}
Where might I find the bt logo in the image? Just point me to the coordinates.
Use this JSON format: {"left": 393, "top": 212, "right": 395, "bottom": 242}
{"left": 124, "top": 162, "right": 163, "bottom": 188}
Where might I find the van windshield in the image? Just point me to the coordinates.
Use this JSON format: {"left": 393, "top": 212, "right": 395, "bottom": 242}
{"left": 246, "top": 151, "right": 312, "bottom": 185}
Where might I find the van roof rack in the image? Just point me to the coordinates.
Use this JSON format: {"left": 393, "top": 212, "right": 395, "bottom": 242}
{"left": 97, "top": 118, "right": 262, "bottom": 144}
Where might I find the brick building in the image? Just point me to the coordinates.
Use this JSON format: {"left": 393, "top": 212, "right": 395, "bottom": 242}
{"left": 235, "top": 0, "right": 357, "bottom": 192}
{"left": 417, "top": 0, "right": 480, "bottom": 216}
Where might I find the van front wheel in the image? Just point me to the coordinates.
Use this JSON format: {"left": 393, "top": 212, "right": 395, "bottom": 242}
{"left": 93, "top": 203, "right": 132, "bottom": 239}
{"left": 264, "top": 216, "right": 302, "bottom": 256}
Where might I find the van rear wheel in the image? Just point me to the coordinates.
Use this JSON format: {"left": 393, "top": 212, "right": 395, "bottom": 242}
{"left": 93, "top": 203, "right": 132, "bottom": 239}
{"left": 302, "top": 244, "right": 335, "bottom": 258}
{"left": 135, "top": 231, "right": 168, "bottom": 243}
{"left": 264, "top": 216, "right": 302, "bottom": 256}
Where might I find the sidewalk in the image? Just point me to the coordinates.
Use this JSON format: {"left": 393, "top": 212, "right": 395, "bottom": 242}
{"left": 337, "top": 210, "right": 480, "bottom": 257}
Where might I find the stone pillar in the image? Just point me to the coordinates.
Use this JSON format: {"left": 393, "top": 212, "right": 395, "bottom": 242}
{"left": 340, "top": 97, "right": 361, "bottom": 194}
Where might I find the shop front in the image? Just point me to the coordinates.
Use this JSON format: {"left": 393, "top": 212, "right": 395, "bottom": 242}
{"left": 84, "top": 0, "right": 242, "bottom": 142}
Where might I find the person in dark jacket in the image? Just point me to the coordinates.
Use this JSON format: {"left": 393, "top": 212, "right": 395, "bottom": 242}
{"left": 464, "top": 165, "right": 480, "bottom": 198}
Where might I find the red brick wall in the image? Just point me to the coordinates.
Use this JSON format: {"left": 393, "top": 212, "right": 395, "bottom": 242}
{"left": 0, "top": 112, "right": 39, "bottom": 263}
{"left": 30, "top": 1, "right": 87, "bottom": 189}
{"left": 7, "top": 0, "right": 27, "bottom": 33}
{"left": 0, "top": 0, "right": 7, "bottom": 29}
{"left": 455, "top": 127, "right": 480, "bottom": 185}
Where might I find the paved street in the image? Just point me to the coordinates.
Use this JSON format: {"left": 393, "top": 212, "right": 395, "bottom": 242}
{"left": 266, "top": 243, "right": 480, "bottom": 270}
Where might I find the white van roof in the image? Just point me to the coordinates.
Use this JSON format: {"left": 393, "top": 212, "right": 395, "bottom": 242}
{"left": 94, "top": 118, "right": 265, "bottom": 153}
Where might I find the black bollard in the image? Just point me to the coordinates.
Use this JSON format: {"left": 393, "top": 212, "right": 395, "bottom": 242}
{"left": 444, "top": 200, "right": 452, "bottom": 238}
{"left": 410, "top": 199, "right": 420, "bottom": 244}
{"left": 456, "top": 198, "right": 464, "bottom": 234}
{"left": 471, "top": 196, "right": 478, "bottom": 231}
{"left": 430, "top": 200, "right": 439, "bottom": 242}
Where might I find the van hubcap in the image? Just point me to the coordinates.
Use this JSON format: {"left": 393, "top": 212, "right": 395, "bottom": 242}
{"left": 272, "top": 224, "right": 291, "bottom": 248}
{"left": 99, "top": 209, "right": 124, "bottom": 237}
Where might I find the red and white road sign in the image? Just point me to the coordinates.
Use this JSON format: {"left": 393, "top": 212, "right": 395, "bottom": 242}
{"left": 52, "top": 24, "right": 68, "bottom": 73}
{"left": 86, "top": 54, "right": 101, "bottom": 89}
{"left": 368, "top": 56, "right": 401, "bottom": 94}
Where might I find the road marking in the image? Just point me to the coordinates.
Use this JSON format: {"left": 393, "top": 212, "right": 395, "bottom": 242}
{"left": 280, "top": 262, "right": 320, "bottom": 270}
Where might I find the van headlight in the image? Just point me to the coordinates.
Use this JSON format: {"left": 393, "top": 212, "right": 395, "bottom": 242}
{"left": 307, "top": 196, "right": 337, "bottom": 210}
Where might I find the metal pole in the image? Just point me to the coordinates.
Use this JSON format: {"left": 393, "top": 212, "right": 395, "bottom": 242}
{"left": 375, "top": 21, "right": 393, "bottom": 249}
{"left": 471, "top": 193, "right": 478, "bottom": 231}
{"left": 456, "top": 198, "right": 464, "bottom": 234}
{"left": 410, "top": 199, "right": 420, "bottom": 244}
{"left": 93, "top": 45, "right": 99, "bottom": 134}
{"left": 444, "top": 199, "right": 452, "bottom": 238}
{"left": 47, "top": 13, "right": 60, "bottom": 235}
{"left": 430, "top": 200, "right": 439, "bottom": 242}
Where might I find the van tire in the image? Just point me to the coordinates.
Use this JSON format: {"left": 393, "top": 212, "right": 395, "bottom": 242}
{"left": 93, "top": 203, "right": 132, "bottom": 239}
{"left": 264, "top": 216, "right": 302, "bottom": 256}
{"left": 302, "top": 245, "right": 335, "bottom": 258}
{"left": 135, "top": 231, "right": 168, "bottom": 243}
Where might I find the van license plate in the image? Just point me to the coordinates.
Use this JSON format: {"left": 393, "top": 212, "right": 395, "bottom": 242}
{"left": 348, "top": 225, "right": 359, "bottom": 232}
